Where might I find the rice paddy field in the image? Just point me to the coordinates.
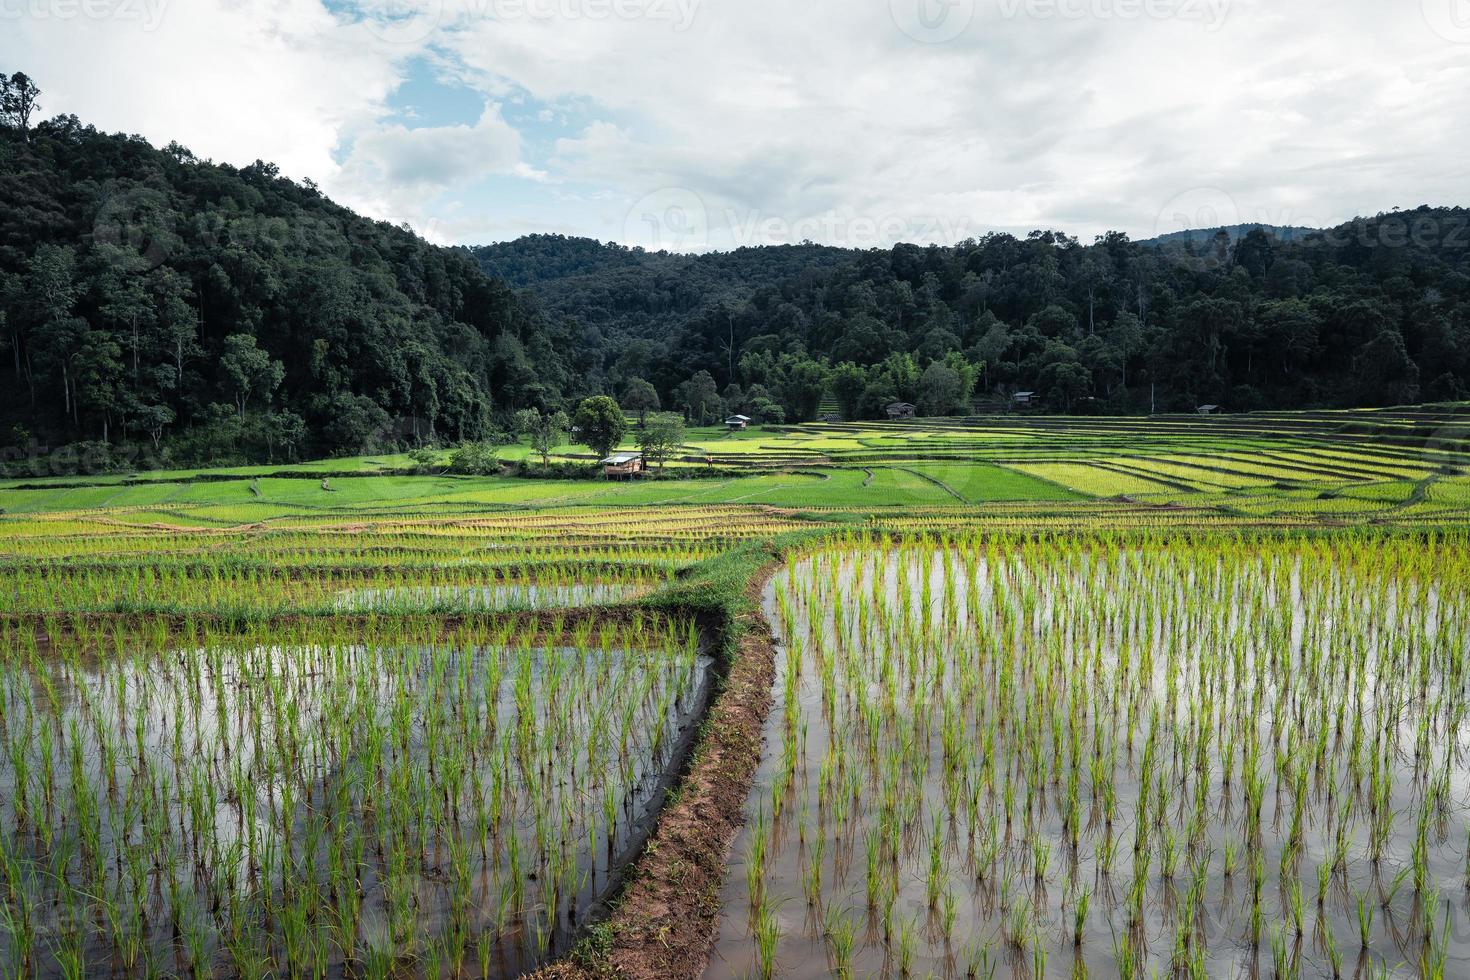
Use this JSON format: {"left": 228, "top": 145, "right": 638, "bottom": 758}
{"left": 0, "top": 616, "right": 708, "bottom": 979}
{"left": 0, "top": 506, "right": 751, "bottom": 978}
{"left": 1, "top": 405, "right": 1469, "bottom": 978}
{"left": 708, "top": 532, "right": 1470, "bottom": 979}
{"left": 5, "top": 403, "right": 1468, "bottom": 522}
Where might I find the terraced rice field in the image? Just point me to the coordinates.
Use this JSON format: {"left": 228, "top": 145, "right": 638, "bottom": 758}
{"left": 8, "top": 406, "right": 1467, "bottom": 522}
{"left": 2, "top": 406, "right": 1470, "bottom": 978}
{"left": 0, "top": 615, "right": 707, "bottom": 977}
{"left": 0, "top": 503, "right": 753, "bottom": 978}
{"left": 710, "top": 532, "right": 1470, "bottom": 979}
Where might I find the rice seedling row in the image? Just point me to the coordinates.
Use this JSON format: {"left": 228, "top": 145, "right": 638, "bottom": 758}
{"left": 0, "top": 614, "right": 709, "bottom": 978}
{"left": 710, "top": 530, "right": 1470, "bottom": 978}
{"left": 1, "top": 562, "right": 673, "bottom": 617}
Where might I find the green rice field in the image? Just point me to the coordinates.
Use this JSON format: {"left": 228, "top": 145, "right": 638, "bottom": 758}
{"left": 710, "top": 532, "right": 1470, "bottom": 979}
{"left": 2, "top": 405, "right": 1469, "bottom": 978}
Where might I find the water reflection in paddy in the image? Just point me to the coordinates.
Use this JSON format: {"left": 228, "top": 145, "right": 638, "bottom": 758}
{"left": 708, "top": 541, "right": 1470, "bottom": 979}
{"left": 0, "top": 622, "right": 710, "bottom": 978}
{"left": 335, "top": 582, "right": 649, "bottom": 613}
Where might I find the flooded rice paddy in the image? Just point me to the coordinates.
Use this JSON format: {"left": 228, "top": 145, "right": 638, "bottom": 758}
{"left": 709, "top": 536, "right": 1470, "bottom": 978}
{"left": 0, "top": 618, "right": 710, "bottom": 978}
{"left": 334, "top": 582, "right": 649, "bottom": 613}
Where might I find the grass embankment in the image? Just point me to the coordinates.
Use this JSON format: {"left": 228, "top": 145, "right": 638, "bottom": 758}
{"left": 542, "top": 530, "right": 830, "bottom": 979}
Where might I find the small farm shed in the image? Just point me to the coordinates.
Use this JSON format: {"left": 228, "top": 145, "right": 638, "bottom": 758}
{"left": 602, "top": 452, "right": 645, "bottom": 478}
{"left": 1012, "top": 391, "right": 1038, "bottom": 408}
{"left": 1197, "top": 404, "right": 1221, "bottom": 415}
{"left": 886, "top": 402, "right": 917, "bottom": 421}
{"left": 725, "top": 414, "right": 752, "bottom": 431}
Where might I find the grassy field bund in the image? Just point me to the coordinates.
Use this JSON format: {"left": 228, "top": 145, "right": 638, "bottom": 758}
{"left": 6, "top": 404, "right": 1469, "bottom": 522}
{"left": 2, "top": 406, "right": 1469, "bottom": 978}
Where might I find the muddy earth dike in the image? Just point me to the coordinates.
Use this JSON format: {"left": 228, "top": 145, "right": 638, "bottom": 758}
{"left": 534, "top": 559, "right": 785, "bottom": 979}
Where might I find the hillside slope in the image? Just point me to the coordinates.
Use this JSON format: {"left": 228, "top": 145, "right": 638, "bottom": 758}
{"left": 0, "top": 116, "right": 575, "bottom": 468}
{"left": 478, "top": 215, "right": 1470, "bottom": 420}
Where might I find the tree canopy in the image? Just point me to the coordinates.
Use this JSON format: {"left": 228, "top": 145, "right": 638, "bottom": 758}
{"left": 475, "top": 219, "right": 1470, "bottom": 419}
{"left": 572, "top": 396, "right": 628, "bottom": 461}
{"left": 636, "top": 412, "right": 686, "bottom": 470}
{"left": 0, "top": 74, "right": 578, "bottom": 472}
{"left": 4, "top": 68, "right": 1469, "bottom": 476}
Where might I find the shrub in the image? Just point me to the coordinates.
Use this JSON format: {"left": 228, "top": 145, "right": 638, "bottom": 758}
{"left": 446, "top": 442, "right": 502, "bottom": 475}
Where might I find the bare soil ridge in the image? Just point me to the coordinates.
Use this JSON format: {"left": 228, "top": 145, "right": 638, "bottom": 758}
{"left": 533, "top": 563, "right": 780, "bottom": 979}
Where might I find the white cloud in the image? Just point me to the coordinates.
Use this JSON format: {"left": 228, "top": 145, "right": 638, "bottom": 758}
{"left": 442, "top": 0, "right": 1470, "bottom": 247}
{"left": 4, "top": 0, "right": 1467, "bottom": 249}
{"left": 334, "top": 105, "right": 524, "bottom": 234}
{"left": 0, "top": 1, "right": 406, "bottom": 181}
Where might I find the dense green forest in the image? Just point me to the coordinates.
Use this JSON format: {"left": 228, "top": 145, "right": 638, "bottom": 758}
{"left": 1146, "top": 223, "right": 1319, "bottom": 247}
{"left": 0, "top": 75, "right": 577, "bottom": 473}
{"left": 2, "top": 70, "right": 1468, "bottom": 473}
{"left": 476, "top": 214, "right": 1470, "bottom": 425}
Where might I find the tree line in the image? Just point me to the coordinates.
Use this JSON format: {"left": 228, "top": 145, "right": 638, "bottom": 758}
{"left": 3, "top": 68, "right": 1468, "bottom": 475}
{"left": 477, "top": 216, "right": 1469, "bottom": 424}
{"left": 0, "top": 72, "right": 578, "bottom": 474}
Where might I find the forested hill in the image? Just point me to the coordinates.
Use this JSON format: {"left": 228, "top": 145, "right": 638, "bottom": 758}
{"left": 0, "top": 109, "right": 576, "bottom": 469}
{"left": 3, "top": 92, "right": 1470, "bottom": 475}
{"left": 476, "top": 213, "right": 1470, "bottom": 423}
{"left": 472, "top": 234, "right": 852, "bottom": 291}
{"left": 1143, "top": 223, "right": 1320, "bottom": 247}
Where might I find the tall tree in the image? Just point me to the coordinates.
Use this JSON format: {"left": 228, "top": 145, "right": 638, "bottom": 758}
{"left": 16, "top": 245, "right": 79, "bottom": 408}
{"left": 637, "top": 412, "right": 686, "bottom": 471}
{"left": 516, "top": 407, "right": 569, "bottom": 469}
{"left": 1, "top": 72, "right": 40, "bottom": 137}
{"left": 674, "top": 370, "right": 721, "bottom": 425}
{"left": 622, "top": 378, "right": 660, "bottom": 425}
{"left": 1351, "top": 330, "right": 1420, "bottom": 407}
{"left": 830, "top": 362, "right": 866, "bottom": 422}
{"left": 572, "top": 396, "right": 628, "bottom": 461}
{"left": 220, "top": 334, "right": 284, "bottom": 418}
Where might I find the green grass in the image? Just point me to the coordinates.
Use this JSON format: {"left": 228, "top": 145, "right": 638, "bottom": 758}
{"left": 5, "top": 408, "right": 1469, "bottom": 523}
{"left": 1, "top": 466, "right": 1045, "bottom": 517}
{"left": 898, "top": 462, "right": 1084, "bottom": 503}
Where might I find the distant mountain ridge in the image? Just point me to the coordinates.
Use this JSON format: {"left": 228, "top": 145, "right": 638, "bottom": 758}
{"left": 474, "top": 208, "right": 1470, "bottom": 422}
{"left": 1143, "top": 223, "right": 1322, "bottom": 247}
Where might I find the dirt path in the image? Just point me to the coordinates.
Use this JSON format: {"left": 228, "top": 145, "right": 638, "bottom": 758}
{"left": 533, "top": 564, "right": 781, "bottom": 980}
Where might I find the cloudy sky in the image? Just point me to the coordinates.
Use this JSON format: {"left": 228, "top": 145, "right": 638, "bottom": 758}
{"left": 3, "top": 0, "right": 1467, "bottom": 250}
